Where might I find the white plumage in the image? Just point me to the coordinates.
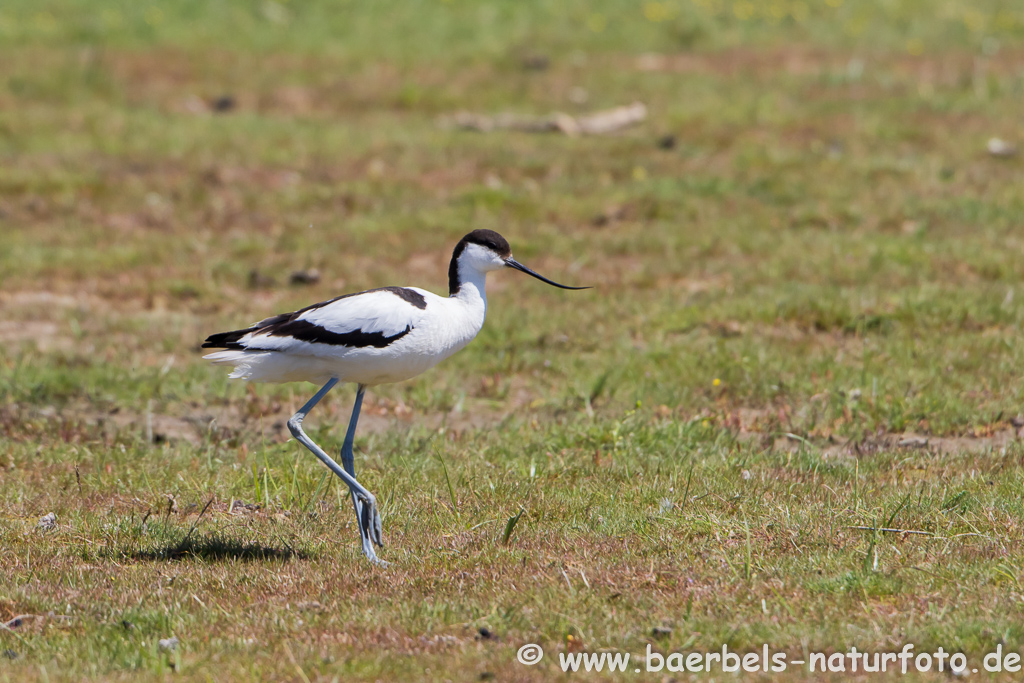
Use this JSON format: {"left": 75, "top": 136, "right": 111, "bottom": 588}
{"left": 202, "top": 230, "right": 586, "bottom": 565}
{"left": 205, "top": 286, "right": 482, "bottom": 385}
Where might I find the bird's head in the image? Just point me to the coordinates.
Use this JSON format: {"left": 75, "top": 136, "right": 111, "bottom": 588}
{"left": 449, "top": 229, "right": 590, "bottom": 294}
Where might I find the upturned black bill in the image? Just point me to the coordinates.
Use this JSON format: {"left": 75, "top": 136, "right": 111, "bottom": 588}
{"left": 505, "top": 258, "right": 590, "bottom": 290}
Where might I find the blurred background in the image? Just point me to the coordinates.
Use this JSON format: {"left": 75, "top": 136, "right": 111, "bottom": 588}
{"left": 3, "top": 0, "right": 1024, "bottom": 433}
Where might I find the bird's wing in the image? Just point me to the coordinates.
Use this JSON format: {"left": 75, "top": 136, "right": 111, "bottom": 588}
{"left": 235, "top": 287, "right": 430, "bottom": 352}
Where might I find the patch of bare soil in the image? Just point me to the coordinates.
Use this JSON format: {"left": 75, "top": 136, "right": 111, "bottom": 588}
{"left": 11, "top": 394, "right": 513, "bottom": 448}
{"left": 635, "top": 46, "right": 839, "bottom": 77}
{"left": 702, "top": 406, "right": 1022, "bottom": 458}
{"left": 633, "top": 45, "right": 1024, "bottom": 81}
{"left": 768, "top": 428, "right": 1022, "bottom": 459}
{"left": 0, "top": 321, "right": 72, "bottom": 352}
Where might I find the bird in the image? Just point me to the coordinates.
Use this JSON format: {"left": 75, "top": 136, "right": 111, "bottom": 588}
{"left": 202, "top": 229, "right": 587, "bottom": 565}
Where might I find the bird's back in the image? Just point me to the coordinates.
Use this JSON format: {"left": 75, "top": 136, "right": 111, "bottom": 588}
{"left": 203, "top": 286, "right": 485, "bottom": 386}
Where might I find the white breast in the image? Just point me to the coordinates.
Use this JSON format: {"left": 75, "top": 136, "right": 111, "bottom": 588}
{"left": 344, "top": 289, "right": 485, "bottom": 385}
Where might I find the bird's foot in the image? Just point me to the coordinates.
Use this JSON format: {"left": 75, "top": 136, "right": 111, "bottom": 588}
{"left": 360, "top": 536, "right": 389, "bottom": 567}
{"left": 354, "top": 493, "right": 386, "bottom": 566}
{"left": 356, "top": 493, "right": 384, "bottom": 548}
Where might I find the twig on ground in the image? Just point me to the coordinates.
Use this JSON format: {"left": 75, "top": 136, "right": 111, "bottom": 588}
{"left": 442, "top": 102, "right": 646, "bottom": 137}
{"left": 848, "top": 525, "right": 933, "bottom": 536}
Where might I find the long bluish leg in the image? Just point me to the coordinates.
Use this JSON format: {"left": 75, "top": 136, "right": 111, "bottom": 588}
{"left": 339, "top": 385, "right": 382, "bottom": 559}
{"left": 287, "top": 379, "right": 385, "bottom": 565}
{"left": 339, "top": 385, "right": 365, "bottom": 475}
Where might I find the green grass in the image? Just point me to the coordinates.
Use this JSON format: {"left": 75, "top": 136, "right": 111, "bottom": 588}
{"left": 4, "top": 0, "right": 1024, "bottom": 680}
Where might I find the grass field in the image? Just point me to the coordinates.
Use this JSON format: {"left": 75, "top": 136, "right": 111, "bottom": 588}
{"left": 4, "top": 1, "right": 1024, "bottom": 680}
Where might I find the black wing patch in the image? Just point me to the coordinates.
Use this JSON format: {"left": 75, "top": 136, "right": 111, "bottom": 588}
{"left": 387, "top": 286, "right": 427, "bottom": 310}
{"left": 202, "top": 328, "right": 251, "bottom": 349}
{"left": 262, "top": 319, "right": 412, "bottom": 348}
{"left": 202, "top": 320, "right": 413, "bottom": 350}
{"left": 202, "top": 286, "right": 424, "bottom": 350}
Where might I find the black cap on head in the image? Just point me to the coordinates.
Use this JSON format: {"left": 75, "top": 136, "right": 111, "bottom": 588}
{"left": 448, "top": 229, "right": 588, "bottom": 295}
{"left": 449, "top": 230, "right": 511, "bottom": 294}
{"left": 462, "top": 229, "right": 511, "bottom": 258}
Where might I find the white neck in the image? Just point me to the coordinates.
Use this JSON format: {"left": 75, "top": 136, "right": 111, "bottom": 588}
{"left": 453, "top": 261, "right": 488, "bottom": 314}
